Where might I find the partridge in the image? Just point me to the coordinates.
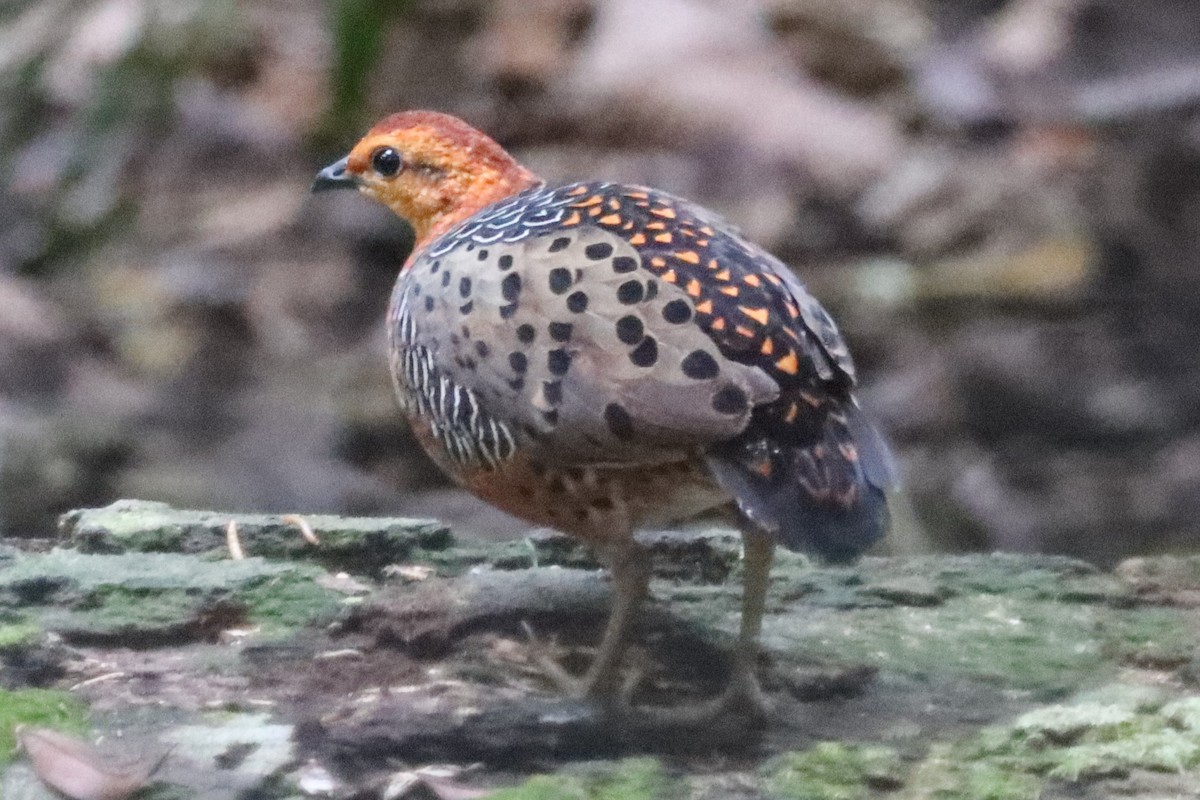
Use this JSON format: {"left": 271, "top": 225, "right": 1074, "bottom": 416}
{"left": 313, "top": 111, "right": 893, "bottom": 722}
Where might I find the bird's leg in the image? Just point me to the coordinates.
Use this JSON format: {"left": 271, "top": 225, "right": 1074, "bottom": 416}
{"left": 580, "top": 542, "right": 650, "bottom": 704}
{"left": 616, "top": 525, "right": 775, "bottom": 728}
{"left": 725, "top": 526, "right": 775, "bottom": 719}
{"left": 521, "top": 539, "right": 649, "bottom": 706}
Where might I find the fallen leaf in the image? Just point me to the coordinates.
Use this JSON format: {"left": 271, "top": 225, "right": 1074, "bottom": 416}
{"left": 18, "top": 726, "right": 155, "bottom": 800}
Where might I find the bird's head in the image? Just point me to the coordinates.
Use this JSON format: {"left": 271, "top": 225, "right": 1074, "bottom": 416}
{"left": 313, "top": 111, "right": 541, "bottom": 250}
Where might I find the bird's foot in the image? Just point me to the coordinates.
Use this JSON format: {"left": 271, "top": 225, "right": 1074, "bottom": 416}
{"left": 610, "top": 661, "right": 772, "bottom": 731}
{"left": 520, "top": 619, "right": 635, "bottom": 704}
{"left": 520, "top": 621, "right": 771, "bottom": 730}
{"left": 519, "top": 621, "right": 586, "bottom": 694}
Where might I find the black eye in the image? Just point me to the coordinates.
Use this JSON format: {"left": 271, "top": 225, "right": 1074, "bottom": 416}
{"left": 371, "top": 147, "right": 402, "bottom": 177}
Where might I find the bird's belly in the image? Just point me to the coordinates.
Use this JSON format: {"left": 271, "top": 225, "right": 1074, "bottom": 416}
{"left": 395, "top": 363, "right": 729, "bottom": 545}
{"left": 456, "top": 447, "right": 730, "bottom": 545}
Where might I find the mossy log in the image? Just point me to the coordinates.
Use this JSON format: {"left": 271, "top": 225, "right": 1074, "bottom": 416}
{"left": 0, "top": 500, "right": 1199, "bottom": 798}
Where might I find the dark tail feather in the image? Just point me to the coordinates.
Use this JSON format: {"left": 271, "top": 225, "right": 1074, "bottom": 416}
{"left": 706, "top": 403, "right": 893, "bottom": 564}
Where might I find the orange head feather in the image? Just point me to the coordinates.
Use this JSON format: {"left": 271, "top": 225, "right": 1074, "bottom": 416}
{"left": 314, "top": 111, "right": 542, "bottom": 254}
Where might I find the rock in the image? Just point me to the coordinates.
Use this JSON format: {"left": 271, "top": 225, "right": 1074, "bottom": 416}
{"left": 0, "top": 547, "right": 342, "bottom": 646}
{"left": 1, "top": 762, "right": 67, "bottom": 800}
{"left": 0, "top": 505, "right": 1198, "bottom": 797}
{"left": 158, "top": 713, "right": 296, "bottom": 799}
{"left": 61, "top": 499, "right": 451, "bottom": 575}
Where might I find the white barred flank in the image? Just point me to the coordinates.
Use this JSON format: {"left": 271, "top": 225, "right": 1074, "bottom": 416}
{"left": 391, "top": 288, "right": 516, "bottom": 470}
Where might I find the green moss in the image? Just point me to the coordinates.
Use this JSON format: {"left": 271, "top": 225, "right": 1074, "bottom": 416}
{"left": 65, "top": 566, "right": 343, "bottom": 640}
{"left": 61, "top": 586, "right": 204, "bottom": 636}
{"left": 240, "top": 572, "right": 344, "bottom": 637}
{"left": 905, "top": 744, "right": 1042, "bottom": 800}
{"left": 1163, "top": 696, "right": 1200, "bottom": 730}
{"left": 763, "top": 742, "right": 902, "bottom": 800}
{"left": 961, "top": 688, "right": 1200, "bottom": 782}
{"left": 0, "top": 549, "right": 297, "bottom": 596}
{"left": 1, "top": 550, "right": 343, "bottom": 643}
{"left": 947, "top": 761, "right": 1041, "bottom": 800}
{"left": 1045, "top": 728, "right": 1198, "bottom": 779}
{"left": 929, "top": 555, "right": 1103, "bottom": 598}
{"left": 768, "top": 593, "right": 1106, "bottom": 693}
{"left": 0, "top": 688, "right": 89, "bottom": 764}
{"left": 64, "top": 500, "right": 453, "bottom": 574}
{"left": 416, "top": 541, "right": 506, "bottom": 577}
{"left": 756, "top": 680, "right": 1200, "bottom": 797}
{"left": 1101, "top": 607, "right": 1198, "bottom": 668}
{"left": 758, "top": 554, "right": 1105, "bottom": 606}
{"left": 61, "top": 500, "right": 186, "bottom": 552}
{"left": 114, "top": 524, "right": 186, "bottom": 553}
{"left": 487, "top": 776, "right": 588, "bottom": 800}
{"left": 422, "top": 535, "right": 603, "bottom": 577}
{"left": 486, "top": 758, "right": 677, "bottom": 800}
{"left": 0, "top": 620, "right": 40, "bottom": 649}
{"left": 664, "top": 554, "right": 1175, "bottom": 698}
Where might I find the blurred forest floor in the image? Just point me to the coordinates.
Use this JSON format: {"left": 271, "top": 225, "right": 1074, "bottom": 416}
{"left": 3, "top": 0, "right": 1200, "bottom": 564}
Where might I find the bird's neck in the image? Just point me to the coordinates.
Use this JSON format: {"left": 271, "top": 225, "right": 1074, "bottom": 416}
{"left": 404, "top": 162, "right": 542, "bottom": 260}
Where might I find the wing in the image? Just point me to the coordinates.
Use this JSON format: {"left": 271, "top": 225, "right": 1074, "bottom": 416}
{"left": 394, "top": 222, "right": 780, "bottom": 467}
{"left": 391, "top": 181, "right": 874, "bottom": 478}
{"left": 661, "top": 194, "right": 858, "bottom": 389}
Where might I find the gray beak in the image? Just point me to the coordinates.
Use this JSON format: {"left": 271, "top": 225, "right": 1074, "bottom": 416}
{"left": 312, "top": 156, "right": 358, "bottom": 192}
